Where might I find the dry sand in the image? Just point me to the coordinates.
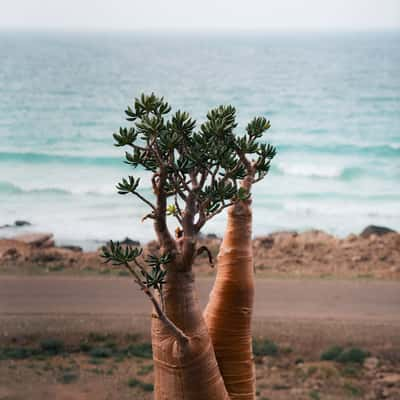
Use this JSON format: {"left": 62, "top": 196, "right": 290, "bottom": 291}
{"left": 1, "top": 276, "right": 399, "bottom": 353}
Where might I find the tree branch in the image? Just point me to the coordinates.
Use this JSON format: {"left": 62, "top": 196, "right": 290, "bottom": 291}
{"left": 132, "top": 192, "right": 156, "bottom": 210}
{"left": 124, "top": 262, "right": 188, "bottom": 344}
{"left": 181, "top": 191, "right": 197, "bottom": 266}
{"left": 154, "top": 168, "right": 176, "bottom": 252}
{"left": 205, "top": 201, "right": 235, "bottom": 223}
{"left": 196, "top": 246, "right": 214, "bottom": 268}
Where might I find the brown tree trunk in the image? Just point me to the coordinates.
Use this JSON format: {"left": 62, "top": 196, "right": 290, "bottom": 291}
{"left": 152, "top": 270, "right": 230, "bottom": 400}
{"left": 204, "top": 202, "right": 255, "bottom": 400}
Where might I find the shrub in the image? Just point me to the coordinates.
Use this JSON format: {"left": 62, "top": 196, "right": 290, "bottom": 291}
{"left": 40, "top": 338, "right": 65, "bottom": 355}
{"left": 337, "top": 348, "right": 369, "bottom": 364}
{"left": 89, "top": 347, "right": 112, "bottom": 358}
{"left": 320, "top": 346, "right": 343, "bottom": 361}
{"left": 128, "top": 378, "right": 154, "bottom": 392}
{"left": 127, "top": 342, "right": 152, "bottom": 359}
{"left": 58, "top": 372, "right": 79, "bottom": 384}
{"left": 113, "top": 354, "right": 126, "bottom": 362}
{"left": 321, "top": 345, "right": 369, "bottom": 364}
{"left": 79, "top": 341, "right": 92, "bottom": 353}
{"left": 253, "top": 339, "right": 278, "bottom": 357}
{"left": 104, "top": 340, "right": 117, "bottom": 350}
{"left": 138, "top": 364, "right": 154, "bottom": 376}
{"left": 0, "top": 347, "right": 34, "bottom": 360}
{"left": 125, "top": 333, "right": 141, "bottom": 341}
{"left": 309, "top": 390, "right": 321, "bottom": 400}
{"left": 343, "top": 382, "right": 363, "bottom": 397}
{"left": 89, "top": 358, "right": 104, "bottom": 365}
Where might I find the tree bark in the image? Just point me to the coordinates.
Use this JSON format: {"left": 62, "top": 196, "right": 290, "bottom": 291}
{"left": 203, "top": 202, "right": 255, "bottom": 400}
{"left": 152, "top": 269, "right": 230, "bottom": 400}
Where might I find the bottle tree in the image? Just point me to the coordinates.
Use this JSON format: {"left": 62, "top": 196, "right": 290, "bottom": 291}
{"left": 102, "top": 93, "right": 276, "bottom": 400}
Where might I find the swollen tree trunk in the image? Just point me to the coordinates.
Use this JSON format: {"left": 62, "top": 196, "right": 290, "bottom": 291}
{"left": 152, "top": 269, "right": 230, "bottom": 400}
{"left": 204, "top": 201, "right": 255, "bottom": 400}
{"left": 109, "top": 94, "right": 275, "bottom": 399}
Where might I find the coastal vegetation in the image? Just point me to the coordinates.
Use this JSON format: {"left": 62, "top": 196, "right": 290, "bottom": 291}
{"left": 1, "top": 334, "right": 397, "bottom": 399}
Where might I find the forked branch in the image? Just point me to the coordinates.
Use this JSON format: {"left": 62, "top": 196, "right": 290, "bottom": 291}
{"left": 124, "top": 261, "right": 188, "bottom": 344}
{"left": 112, "top": 93, "right": 276, "bottom": 271}
{"left": 101, "top": 242, "right": 189, "bottom": 344}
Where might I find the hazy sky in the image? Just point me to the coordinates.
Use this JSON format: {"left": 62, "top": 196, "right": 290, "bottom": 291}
{"left": 1, "top": 0, "right": 399, "bottom": 31}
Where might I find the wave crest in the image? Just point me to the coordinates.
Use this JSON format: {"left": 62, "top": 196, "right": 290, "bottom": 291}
{"left": 0, "top": 181, "right": 72, "bottom": 195}
{"left": 274, "top": 164, "right": 364, "bottom": 180}
{"left": 0, "top": 151, "right": 120, "bottom": 166}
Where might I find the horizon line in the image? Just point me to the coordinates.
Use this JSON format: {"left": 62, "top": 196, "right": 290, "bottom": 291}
{"left": 1, "top": 26, "right": 400, "bottom": 34}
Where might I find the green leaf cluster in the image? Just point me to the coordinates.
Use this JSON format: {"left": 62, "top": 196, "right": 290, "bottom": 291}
{"left": 113, "top": 93, "right": 276, "bottom": 225}
{"left": 101, "top": 241, "right": 142, "bottom": 265}
{"left": 101, "top": 241, "right": 171, "bottom": 291}
{"left": 116, "top": 176, "right": 140, "bottom": 195}
{"left": 141, "top": 254, "right": 171, "bottom": 291}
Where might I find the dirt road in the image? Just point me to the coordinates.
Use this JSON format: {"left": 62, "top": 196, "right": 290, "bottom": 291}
{"left": 1, "top": 277, "right": 399, "bottom": 352}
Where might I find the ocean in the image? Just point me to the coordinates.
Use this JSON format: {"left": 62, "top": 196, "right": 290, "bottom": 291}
{"left": 0, "top": 31, "right": 399, "bottom": 250}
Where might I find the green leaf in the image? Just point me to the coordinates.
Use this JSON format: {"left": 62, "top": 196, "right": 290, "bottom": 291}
{"left": 100, "top": 241, "right": 143, "bottom": 265}
{"left": 116, "top": 176, "right": 140, "bottom": 195}
{"left": 113, "top": 127, "right": 138, "bottom": 147}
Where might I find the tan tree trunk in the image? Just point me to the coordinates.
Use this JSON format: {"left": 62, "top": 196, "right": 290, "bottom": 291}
{"left": 204, "top": 203, "right": 255, "bottom": 400}
{"left": 152, "top": 270, "right": 230, "bottom": 400}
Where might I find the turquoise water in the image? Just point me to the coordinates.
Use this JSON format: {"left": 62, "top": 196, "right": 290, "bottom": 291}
{"left": 1, "top": 31, "right": 399, "bottom": 249}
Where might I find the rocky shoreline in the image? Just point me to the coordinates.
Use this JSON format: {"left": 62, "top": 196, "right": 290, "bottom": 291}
{"left": 0, "top": 226, "right": 399, "bottom": 279}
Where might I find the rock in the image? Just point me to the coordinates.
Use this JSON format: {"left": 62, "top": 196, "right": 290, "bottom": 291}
{"left": 0, "top": 224, "right": 12, "bottom": 229}
{"left": 12, "top": 233, "right": 54, "bottom": 248}
{"left": 31, "top": 250, "right": 63, "bottom": 263}
{"left": 59, "top": 245, "right": 83, "bottom": 252}
{"left": 360, "top": 225, "right": 396, "bottom": 238}
{"left": 364, "top": 357, "right": 379, "bottom": 370}
{"left": 271, "top": 230, "right": 298, "bottom": 240}
{"left": 347, "top": 233, "right": 358, "bottom": 242}
{"left": 0, "top": 247, "right": 20, "bottom": 261}
{"left": 40, "top": 239, "right": 55, "bottom": 249}
{"left": 256, "top": 236, "right": 274, "bottom": 249}
{"left": 14, "top": 220, "right": 31, "bottom": 227}
{"left": 120, "top": 237, "right": 140, "bottom": 246}
{"left": 290, "top": 388, "right": 303, "bottom": 396}
{"left": 40, "top": 238, "right": 55, "bottom": 248}
{"left": 301, "top": 230, "right": 335, "bottom": 242}
{"left": 10, "top": 335, "right": 30, "bottom": 345}
{"left": 381, "top": 374, "right": 400, "bottom": 387}
{"left": 351, "top": 255, "right": 369, "bottom": 262}
{"left": 1, "top": 220, "right": 32, "bottom": 228}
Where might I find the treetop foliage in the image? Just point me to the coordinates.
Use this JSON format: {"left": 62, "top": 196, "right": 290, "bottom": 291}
{"left": 113, "top": 92, "right": 276, "bottom": 233}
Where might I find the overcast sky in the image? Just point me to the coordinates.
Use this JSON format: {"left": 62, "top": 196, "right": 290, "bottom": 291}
{"left": 1, "top": 0, "right": 399, "bottom": 31}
